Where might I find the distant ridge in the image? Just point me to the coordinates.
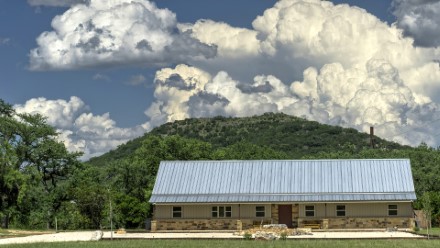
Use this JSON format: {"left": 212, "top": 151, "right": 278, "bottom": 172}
{"left": 88, "top": 113, "right": 406, "bottom": 167}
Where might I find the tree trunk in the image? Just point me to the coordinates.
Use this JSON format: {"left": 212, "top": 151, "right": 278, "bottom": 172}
{"left": 1, "top": 214, "right": 9, "bottom": 229}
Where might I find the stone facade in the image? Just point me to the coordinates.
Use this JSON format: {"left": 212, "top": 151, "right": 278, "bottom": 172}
{"left": 292, "top": 204, "right": 299, "bottom": 227}
{"left": 297, "top": 217, "right": 414, "bottom": 229}
{"left": 155, "top": 219, "right": 236, "bottom": 230}
{"left": 271, "top": 204, "right": 278, "bottom": 224}
{"left": 151, "top": 217, "right": 414, "bottom": 231}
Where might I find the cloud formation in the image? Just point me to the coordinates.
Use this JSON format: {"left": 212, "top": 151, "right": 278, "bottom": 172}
{"left": 126, "top": 74, "right": 147, "bottom": 86}
{"left": 393, "top": 0, "right": 440, "bottom": 47}
{"left": 22, "top": 0, "right": 440, "bottom": 157}
{"left": 14, "top": 97, "right": 149, "bottom": 160}
{"left": 143, "top": 0, "right": 440, "bottom": 147}
{"left": 29, "top": 0, "right": 216, "bottom": 70}
{"left": 28, "top": 0, "right": 88, "bottom": 7}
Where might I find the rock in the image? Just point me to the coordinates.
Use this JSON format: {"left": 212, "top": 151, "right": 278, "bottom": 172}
{"left": 91, "top": 230, "right": 103, "bottom": 241}
{"left": 262, "top": 224, "right": 288, "bottom": 229}
{"left": 253, "top": 231, "right": 279, "bottom": 240}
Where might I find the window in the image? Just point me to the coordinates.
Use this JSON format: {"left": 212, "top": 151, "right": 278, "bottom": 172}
{"left": 336, "top": 205, "right": 346, "bottom": 217}
{"left": 212, "top": 206, "right": 232, "bottom": 218}
{"left": 172, "top": 206, "right": 182, "bottom": 218}
{"left": 305, "top": 205, "right": 315, "bottom": 217}
{"left": 388, "top": 205, "right": 398, "bottom": 216}
{"left": 256, "top": 206, "right": 265, "bottom": 217}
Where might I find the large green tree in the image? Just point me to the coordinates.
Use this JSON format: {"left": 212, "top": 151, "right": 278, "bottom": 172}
{"left": 0, "top": 99, "right": 81, "bottom": 228}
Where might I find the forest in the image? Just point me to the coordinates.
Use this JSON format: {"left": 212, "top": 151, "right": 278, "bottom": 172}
{"left": 1, "top": 99, "right": 440, "bottom": 230}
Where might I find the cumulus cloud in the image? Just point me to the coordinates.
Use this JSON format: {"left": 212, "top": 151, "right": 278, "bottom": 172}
{"left": 29, "top": 0, "right": 216, "bottom": 70}
{"left": 28, "top": 0, "right": 88, "bottom": 7}
{"left": 188, "top": 0, "right": 440, "bottom": 101}
{"left": 146, "top": 60, "right": 440, "bottom": 147}
{"left": 393, "top": 0, "right": 440, "bottom": 47}
{"left": 22, "top": 0, "right": 440, "bottom": 154}
{"left": 14, "top": 97, "right": 149, "bottom": 160}
{"left": 137, "top": 0, "right": 440, "bottom": 148}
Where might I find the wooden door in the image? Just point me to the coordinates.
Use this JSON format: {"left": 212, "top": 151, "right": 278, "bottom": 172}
{"left": 278, "top": 205, "right": 292, "bottom": 227}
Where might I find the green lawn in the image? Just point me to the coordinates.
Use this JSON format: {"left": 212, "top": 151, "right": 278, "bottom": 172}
{"left": 2, "top": 240, "right": 440, "bottom": 248}
{"left": 415, "top": 227, "right": 440, "bottom": 237}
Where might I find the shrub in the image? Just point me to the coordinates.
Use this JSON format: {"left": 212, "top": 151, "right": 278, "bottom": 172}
{"left": 280, "top": 231, "right": 288, "bottom": 240}
{"left": 243, "top": 232, "right": 253, "bottom": 240}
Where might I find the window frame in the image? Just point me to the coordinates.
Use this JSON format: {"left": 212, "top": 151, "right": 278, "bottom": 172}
{"left": 336, "top": 205, "right": 346, "bottom": 217}
{"left": 211, "top": 206, "right": 232, "bottom": 218}
{"left": 172, "top": 206, "right": 182, "bottom": 218}
{"left": 305, "top": 205, "right": 315, "bottom": 217}
{"left": 388, "top": 204, "right": 398, "bottom": 216}
{"left": 256, "top": 206, "right": 265, "bottom": 217}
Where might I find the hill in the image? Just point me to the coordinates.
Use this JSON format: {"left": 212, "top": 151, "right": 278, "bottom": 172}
{"left": 88, "top": 112, "right": 406, "bottom": 167}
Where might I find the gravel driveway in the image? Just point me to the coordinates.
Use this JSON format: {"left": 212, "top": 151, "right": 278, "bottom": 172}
{"left": 0, "top": 230, "right": 425, "bottom": 245}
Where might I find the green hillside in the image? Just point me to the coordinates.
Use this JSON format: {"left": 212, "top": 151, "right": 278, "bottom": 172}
{"left": 88, "top": 112, "right": 406, "bottom": 167}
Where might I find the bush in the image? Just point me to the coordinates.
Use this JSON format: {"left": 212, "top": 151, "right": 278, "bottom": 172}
{"left": 243, "top": 232, "right": 253, "bottom": 240}
{"left": 280, "top": 231, "right": 288, "bottom": 240}
{"left": 413, "top": 226, "right": 420, "bottom": 232}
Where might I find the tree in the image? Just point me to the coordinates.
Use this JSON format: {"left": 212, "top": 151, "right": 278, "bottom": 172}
{"left": 421, "top": 192, "right": 433, "bottom": 239}
{"left": 0, "top": 99, "right": 81, "bottom": 228}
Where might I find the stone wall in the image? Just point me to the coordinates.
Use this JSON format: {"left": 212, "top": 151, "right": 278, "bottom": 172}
{"left": 292, "top": 204, "right": 299, "bottom": 227}
{"left": 298, "top": 217, "right": 414, "bottom": 229}
{"left": 271, "top": 204, "right": 278, "bottom": 224}
{"left": 153, "top": 219, "right": 237, "bottom": 231}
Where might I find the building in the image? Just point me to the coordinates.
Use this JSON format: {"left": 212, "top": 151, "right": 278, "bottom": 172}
{"left": 149, "top": 159, "right": 416, "bottom": 231}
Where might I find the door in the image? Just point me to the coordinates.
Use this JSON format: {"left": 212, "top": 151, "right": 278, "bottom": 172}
{"left": 278, "top": 205, "right": 292, "bottom": 227}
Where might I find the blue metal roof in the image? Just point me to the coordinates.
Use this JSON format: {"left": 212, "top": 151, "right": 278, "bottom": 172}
{"left": 149, "top": 159, "right": 417, "bottom": 203}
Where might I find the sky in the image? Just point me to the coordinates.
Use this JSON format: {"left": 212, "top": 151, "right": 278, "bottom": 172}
{"left": 1, "top": 0, "right": 440, "bottom": 160}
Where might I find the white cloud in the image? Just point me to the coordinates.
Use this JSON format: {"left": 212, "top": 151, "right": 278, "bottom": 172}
{"left": 0, "top": 37, "right": 10, "bottom": 45}
{"left": 14, "top": 97, "right": 149, "bottom": 160}
{"left": 146, "top": 60, "right": 440, "bottom": 148}
{"left": 29, "top": 0, "right": 216, "bottom": 70}
{"left": 28, "top": 0, "right": 88, "bottom": 7}
{"left": 393, "top": 0, "right": 440, "bottom": 47}
{"left": 23, "top": 0, "right": 440, "bottom": 155}
{"left": 188, "top": 0, "right": 440, "bottom": 102}
{"left": 92, "top": 73, "right": 110, "bottom": 81}
{"left": 126, "top": 74, "right": 146, "bottom": 86}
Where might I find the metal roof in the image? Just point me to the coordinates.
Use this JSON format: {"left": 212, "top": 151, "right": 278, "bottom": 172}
{"left": 149, "top": 159, "right": 417, "bottom": 203}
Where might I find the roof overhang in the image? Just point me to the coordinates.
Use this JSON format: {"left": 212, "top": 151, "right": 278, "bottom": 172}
{"left": 149, "top": 192, "right": 417, "bottom": 204}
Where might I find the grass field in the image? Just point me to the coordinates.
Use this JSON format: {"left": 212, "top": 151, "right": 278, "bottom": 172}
{"left": 2, "top": 239, "right": 440, "bottom": 248}
{"left": 415, "top": 227, "right": 440, "bottom": 237}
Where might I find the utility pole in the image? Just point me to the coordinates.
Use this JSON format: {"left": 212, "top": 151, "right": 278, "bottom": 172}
{"left": 110, "top": 200, "right": 113, "bottom": 240}
{"left": 108, "top": 188, "right": 113, "bottom": 240}
{"left": 370, "top": 126, "right": 375, "bottom": 148}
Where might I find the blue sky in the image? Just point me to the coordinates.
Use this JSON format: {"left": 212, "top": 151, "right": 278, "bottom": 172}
{"left": 2, "top": 0, "right": 440, "bottom": 159}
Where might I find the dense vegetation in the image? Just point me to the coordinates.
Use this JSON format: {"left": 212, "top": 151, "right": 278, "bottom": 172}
{"left": 89, "top": 113, "right": 406, "bottom": 167}
{"left": 1, "top": 99, "right": 440, "bottom": 230}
